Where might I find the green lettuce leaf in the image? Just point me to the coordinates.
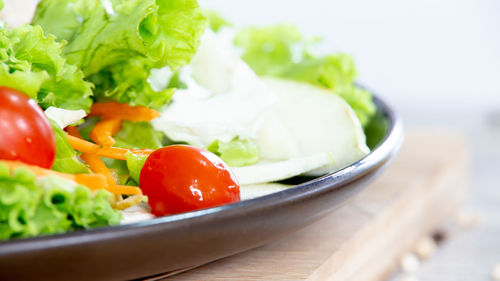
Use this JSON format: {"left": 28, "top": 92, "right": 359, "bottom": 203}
{"left": 113, "top": 121, "right": 164, "bottom": 150}
{"left": 125, "top": 152, "right": 148, "bottom": 184}
{"left": 208, "top": 138, "right": 260, "bottom": 167}
{"left": 0, "top": 25, "right": 93, "bottom": 111}
{"left": 89, "top": 60, "right": 176, "bottom": 109}
{"left": 33, "top": 0, "right": 207, "bottom": 109}
{"left": 50, "top": 122, "right": 90, "bottom": 174}
{"left": 0, "top": 164, "right": 121, "bottom": 240}
{"left": 234, "top": 25, "right": 376, "bottom": 127}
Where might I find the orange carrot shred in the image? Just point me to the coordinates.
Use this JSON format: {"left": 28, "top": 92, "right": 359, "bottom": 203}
{"left": 66, "top": 135, "right": 100, "bottom": 154}
{"left": 108, "top": 185, "right": 142, "bottom": 196}
{"left": 2, "top": 160, "right": 74, "bottom": 180}
{"left": 65, "top": 133, "right": 154, "bottom": 161}
{"left": 66, "top": 127, "right": 119, "bottom": 194}
{"left": 1, "top": 160, "right": 109, "bottom": 192}
{"left": 90, "top": 118, "right": 122, "bottom": 147}
{"left": 80, "top": 154, "right": 110, "bottom": 174}
{"left": 90, "top": 102, "right": 161, "bottom": 122}
{"left": 65, "top": 126, "right": 82, "bottom": 138}
{"left": 73, "top": 174, "right": 109, "bottom": 190}
{"left": 2, "top": 154, "right": 142, "bottom": 197}
{"left": 78, "top": 154, "right": 117, "bottom": 191}
{"left": 97, "top": 146, "right": 129, "bottom": 160}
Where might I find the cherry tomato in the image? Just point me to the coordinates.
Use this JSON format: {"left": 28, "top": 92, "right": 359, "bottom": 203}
{"left": 139, "top": 145, "right": 241, "bottom": 216}
{"left": 0, "top": 87, "right": 56, "bottom": 168}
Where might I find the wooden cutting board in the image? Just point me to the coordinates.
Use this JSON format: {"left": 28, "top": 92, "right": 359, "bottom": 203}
{"left": 164, "top": 131, "right": 468, "bottom": 281}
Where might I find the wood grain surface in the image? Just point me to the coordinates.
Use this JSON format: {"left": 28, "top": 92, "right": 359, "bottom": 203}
{"left": 162, "top": 131, "right": 468, "bottom": 281}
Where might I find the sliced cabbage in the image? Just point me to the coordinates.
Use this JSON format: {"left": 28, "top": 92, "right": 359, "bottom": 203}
{"left": 231, "top": 153, "right": 332, "bottom": 185}
{"left": 258, "top": 77, "right": 370, "bottom": 175}
{"left": 0, "top": 0, "right": 38, "bottom": 28}
{"left": 240, "top": 183, "right": 291, "bottom": 200}
{"left": 45, "top": 107, "right": 87, "bottom": 129}
{"left": 153, "top": 30, "right": 276, "bottom": 148}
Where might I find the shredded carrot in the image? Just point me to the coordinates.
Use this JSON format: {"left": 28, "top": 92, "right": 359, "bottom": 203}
{"left": 73, "top": 174, "right": 109, "bottom": 190}
{"left": 59, "top": 115, "right": 150, "bottom": 197}
{"left": 90, "top": 118, "right": 122, "bottom": 147}
{"left": 78, "top": 154, "right": 142, "bottom": 195}
{"left": 97, "top": 146, "right": 129, "bottom": 160}
{"left": 80, "top": 154, "right": 109, "bottom": 174}
{"left": 1, "top": 160, "right": 108, "bottom": 192}
{"left": 65, "top": 126, "right": 82, "bottom": 138}
{"left": 2, "top": 160, "right": 74, "bottom": 180}
{"left": 79, "top": 154, "right": 117, "bottom": 192}
{"left": 108, "top": 185, "right": 142, "bottom": 196}
{"left": 66, "top": 134, "right": 154, "bottom": 161}
{"left": 1, "top": 145, "right": 144, "bottom": 196}
{"left": 66, "top": 135, "right": 100, "bottom": 154}
{"left": 90, "top": 102, "right": 161, "bottom": 122}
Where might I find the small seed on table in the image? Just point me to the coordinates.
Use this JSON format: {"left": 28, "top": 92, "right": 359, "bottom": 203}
{"left": 414, "top": 236, "right": 437, "bottom": 260}
{"left": 400, "top": 253, "right": 420, "bottom": 273}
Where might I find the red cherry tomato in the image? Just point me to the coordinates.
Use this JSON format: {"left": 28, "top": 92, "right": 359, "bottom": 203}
{"left": 0, "top": 87, "right": 56, "bottom": 168}
{"left": 139, "top": 145, "right": 241, "bottom": 216}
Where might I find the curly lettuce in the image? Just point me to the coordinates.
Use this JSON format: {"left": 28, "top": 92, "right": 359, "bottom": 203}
{"left": 33, "top": 0, "right": 207, "bottom": 109}
{"left": 0, "top": 164, "right": 121, "bottom": 240}
{"left": 234, "top": 25, "right": 376, "bottom": 127}
{"left": 0, "top": 25, "right": 93, "bottom": 111}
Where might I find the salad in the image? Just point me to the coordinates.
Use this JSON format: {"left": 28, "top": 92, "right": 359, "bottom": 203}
{"left": 0, "top": 0, "right": 387, "bottom": 240}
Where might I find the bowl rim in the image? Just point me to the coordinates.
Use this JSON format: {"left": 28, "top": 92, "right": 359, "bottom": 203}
{"left": 0, "top": 93, "right": 404, "bottom": 250}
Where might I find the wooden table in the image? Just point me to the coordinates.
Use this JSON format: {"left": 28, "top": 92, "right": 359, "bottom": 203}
{"left": 163, "top": 131, "right": 467, "bottom": 281}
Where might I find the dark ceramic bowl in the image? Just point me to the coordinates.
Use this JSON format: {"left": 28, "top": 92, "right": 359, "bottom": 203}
{"left": 0, "top": 94, "right": 403, "bottom": 281}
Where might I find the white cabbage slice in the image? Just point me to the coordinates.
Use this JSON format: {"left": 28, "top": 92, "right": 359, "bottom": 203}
{"left": 231, "top": 153, "right": 331, "bottom": 185}
{"left": 240, "top": 183, "right": 291, "bottom": 200}
{"left": 0, "top": 0, "right": 38, "bottom": 28}
{"left": 120, "top": 204, "right": 155, "bottom": 225}
{"left": 44, "top": 107, "right": 87, "bottom": 129}
{"left": 257, "top": 77, "right": 370, "bottom": 176}
{"left": 153, "top": 30, "right": 369, "bottom": 185}
{"left": 152, "top": 30, "right": 276, "bottom": 147}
